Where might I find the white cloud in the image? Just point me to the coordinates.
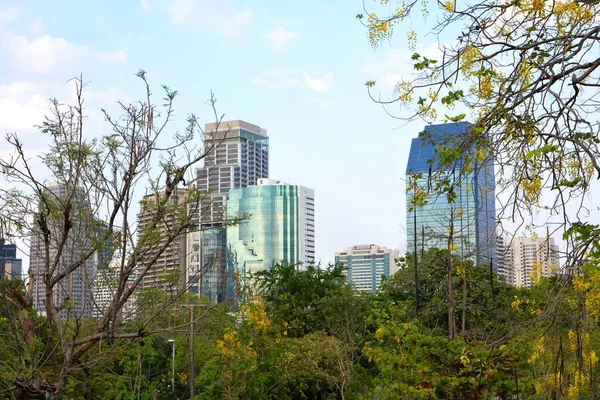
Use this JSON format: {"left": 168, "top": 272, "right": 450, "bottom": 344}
{"left": 263, "top": 27, "right": 299, "bottom": 51}
{"left": 251, "top": 69, "right": 334, "bottom": 93}
{"left": 0, "top": 82, "right": 51, "bottom": 133}
{"left": 302, "top": 72, "right": 334, "bottom": 93}
{"left": 1, "top": 33, "right": 127, "bottom": 75}
{"left": 160, "top": 0, "right": 252, "bottom": 39}
{"left": 0, "top": 5, "right": 19, "bottom": 26}
{"left": 140, "top": 0, "right": 151, "bottom": 11}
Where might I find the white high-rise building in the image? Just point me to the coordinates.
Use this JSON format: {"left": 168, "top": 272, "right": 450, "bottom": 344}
{"left": 335, "top": 245, "right": 399, "bottom": 293}
{"left": 30, "top": 184, "right": 98, "bottom": 318}
{"left": 504, "top": 236, "right": 559, "bottom": 287}
{"left": 495, "top": 234, "right": 509, "bottom": 283}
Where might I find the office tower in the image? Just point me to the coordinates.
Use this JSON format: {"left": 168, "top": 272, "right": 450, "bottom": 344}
{"left": 187, "top": 120, "right": 269, "bottom": 299}
{"left": 227, "top": 178, "right": 315, "bottom": 280}
{"left": 0, "top": 238, "right": 22, "bottom": 280}
{"left": 30, "top": 183, "right": 98, "bottom": 318}
{"left": 504, "top": 236, "right": 559, "bottom": 288}
{"left": 335, "top": 244, "right": 399, "bottom": 293}
{"left": 194, "top": 120, "right": 269, "bottom": 226}
{"left": 92, "top": 260, "right": 137, "bottom": 319}
{"left": 137, "top": 188, "right": 188, "bottom": 293}
{"left": 186, "top": 227, "right": 229, "bottom": 302}
{"left": 495, "top": 234, "right": 509, "bottom": 283}
{"left": 406, "top": 122, "right": 496, "bottom": 266}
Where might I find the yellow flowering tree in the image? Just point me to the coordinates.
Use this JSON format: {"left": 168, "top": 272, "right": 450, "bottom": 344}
{"left": 359, "top": 0, "right": 600, "bottom": 275}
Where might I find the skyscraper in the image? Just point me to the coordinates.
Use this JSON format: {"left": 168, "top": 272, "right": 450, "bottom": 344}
{"left": 137, "top": 188, "right": 188, "bottom": 293}
{"left": 504, "top": 236, "right": 559, "bottom": 287}
{"left": 187, "top": 120, "right": 269, "bottom": 299}
{"left": 406, "top": 122, "right": 496, "bottom": 266}
{"left": 495, "top": 234, "right": 509, "bottom": 282}
{"left": 194, "top": 120, "right": 269, "bottom": 226}
{"left": 335, "top": 244, "right": 399, "bottom": 293}
{"left": 0, "top": 238, "right": 22, "bottom": 280}
{"left": 227, "top": 178, "right": 315, "bottom": 279}
{"left": 30, "top": 183, "right": 98, "bottom": 318}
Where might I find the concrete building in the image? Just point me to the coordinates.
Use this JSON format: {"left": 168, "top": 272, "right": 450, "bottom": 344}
{"left": 504, "top": 236, "right": 559, "bottom": 287}
{"left": 495, "top": 234, "right": 509, "bottom": 282}
{"left": 30, "top": 183, "right": 98, "bottom": 318}
{"left": 0, "top": 238, "right": 22, "bottom": 280}
{"left": 187, "top": 120, "right": 269, "bottom": 300}
{"left": 193, "top": 120, "right": 269, "bottom": 226}
{"left": 137, "top": 188, "right": 188, "bottom": 293}
{"left": 227, "top": 179, "right": 315, "bottom": 280}
{"left": 335, "top": 244, "right": 399, "bottom": 293}
{"left": 406, "top": 122, "right": 497, "bottom": 267}
{"left": 92, "top": 260, "right": 138, "bottom": 319}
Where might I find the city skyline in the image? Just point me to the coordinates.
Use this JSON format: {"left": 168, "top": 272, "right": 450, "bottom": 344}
{"left": 0, "top": 0, "right": 596, "bottom": 273}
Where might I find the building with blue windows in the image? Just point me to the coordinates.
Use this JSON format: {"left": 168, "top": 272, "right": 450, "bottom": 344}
{"left": 335, "top": 244, "right": 398, "bottom": 293}
{"left": 227, "top": 179, "right": 315, "bottom": 280}
{"left": 406, "top": 122, "right": 496, "bottom": 266}
{"left": 0, "top": 238, "right": 22, "bottom": 280}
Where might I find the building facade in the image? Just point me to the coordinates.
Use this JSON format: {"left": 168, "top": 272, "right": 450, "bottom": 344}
{"left": 335, "top": 244, "right": 399, "bottom": 293}
{"left": 406, "top": 122, "right": 497, "bottom": 267}
{"left": 504, "top": 236, "right": 559, "bottom": 287}
{"left": 495, "top": 234, "right": 509, "bottom": 282}
{"left": 30, "top": 184, "right": 97, "bottom": 318}
{"left": 0, "top": 238, "right": 22, "bottom": 280}
{"left": 227, "top": 179, "right": 315, "bottom": 280}
{"left": 193, "top": 120, "right": 269, "bottom": 226}
{"left": 186, "top": 227, "right": 231, "bottom": 302}
{"left": 187, "top": 120, "right": 269, "bottom": 300}
{"left": 137, "top": 188, "right": 188, "bottom": 293}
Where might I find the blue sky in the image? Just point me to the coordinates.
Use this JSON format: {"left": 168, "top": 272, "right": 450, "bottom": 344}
{"left": 1, "top": 0, "right": 431, "bottom": 264}
{"left": 4, "top": 0, "right": 594, "bottom": 267}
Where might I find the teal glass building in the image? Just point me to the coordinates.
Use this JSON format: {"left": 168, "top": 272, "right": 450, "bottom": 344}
{"left": 227, "top": 179, "right": 315, "bottom": 279}
{"left": 406, "top": 122, "right": 496, "bottom": 266}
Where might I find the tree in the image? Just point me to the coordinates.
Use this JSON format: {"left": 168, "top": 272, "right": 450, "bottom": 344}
{"left": 359, "top": 0, "right": 600, "bottom": 272}
{"left": 0, "top": 72, "right": 235, "bottom": 399}
{"left": 253, "top": 263, "right": 350, "bottom": 337}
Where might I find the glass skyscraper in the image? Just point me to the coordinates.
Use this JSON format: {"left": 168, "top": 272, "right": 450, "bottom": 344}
{"left": 227, "top": 179, "right": 315, "bottom": 280}
{"left": 406, "top": 122, "right": 496, "bottom": 266}
{"left": 0, "top": 238, "right": 21, "bottom": 280}
{"left": 187, "top": 120, "right": 269, "bottom": 300}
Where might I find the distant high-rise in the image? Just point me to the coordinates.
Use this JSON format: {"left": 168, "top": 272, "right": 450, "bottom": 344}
{"left": 30, "top": 183, "right": 97, "bottom": 318}
{"left": 187, "top": 120, "right": 269, "bottom": 299}
{"left": 504, "top": 236, "right": 559, "bottom": 287}
{"left": 335, "top": 244, "right": 399, "bottom": 293}
{"left": 137, "top": 188, "right": 188, "bottom": 293}
{"left": 406, "top": 122, "right": 496, "bottom": 267}
{"left": 495, "top": 234, "right": 509, "bottom": 282}
{"left": 227, "top": 179, "right": 315, "bottom": 279}
{"left": 194, "top": 120, "right": 269, "bottom": 226}
{"left": 0, "top": 238, "right": 22, "bottom": 280}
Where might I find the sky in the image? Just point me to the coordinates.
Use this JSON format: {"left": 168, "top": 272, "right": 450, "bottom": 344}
{"left": 0, "top": 0, "right": 597, "bottom": 268}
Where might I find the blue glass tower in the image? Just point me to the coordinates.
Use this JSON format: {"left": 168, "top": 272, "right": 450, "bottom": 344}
{"left": 406, "top": 122, "right": 496, "bottom": 266}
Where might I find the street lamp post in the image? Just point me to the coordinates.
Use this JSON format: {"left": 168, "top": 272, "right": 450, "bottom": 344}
{"left": 168, "top": 339, "right": 175, "bottom": 392}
